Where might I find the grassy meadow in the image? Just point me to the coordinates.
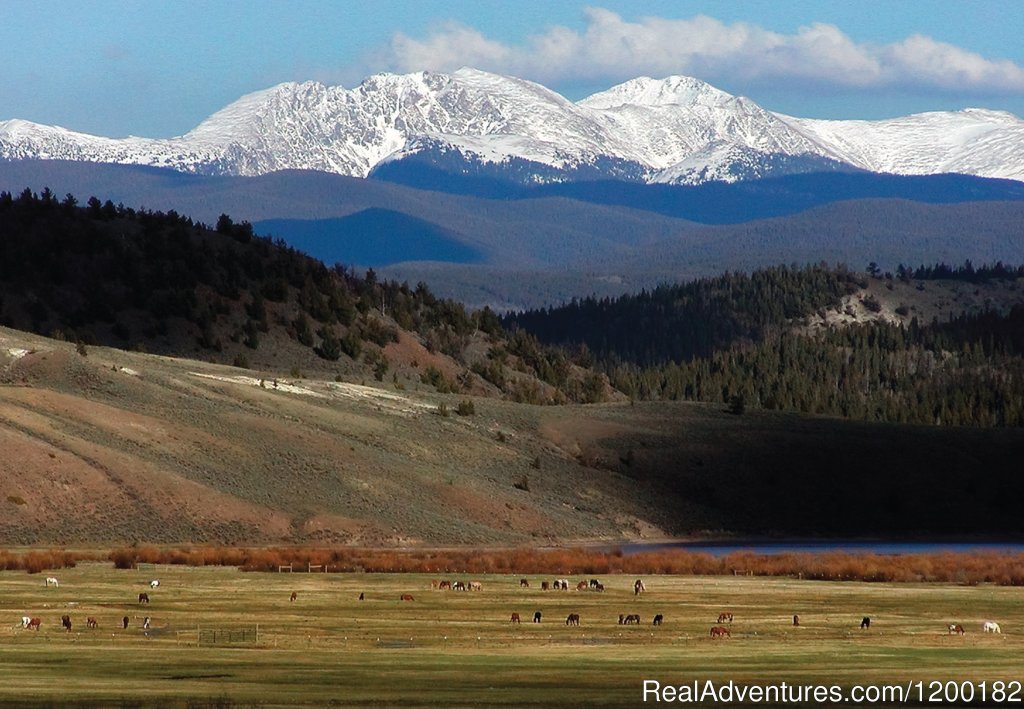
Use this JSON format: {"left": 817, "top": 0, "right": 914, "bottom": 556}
{"left": 1, "top": 563, "right": 1022, "bottom": 706}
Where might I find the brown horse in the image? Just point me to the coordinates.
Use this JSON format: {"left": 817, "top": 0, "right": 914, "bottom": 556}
{"left": 520, "top": 578, "right": 529, "bottom": 588}
{"left": 122, "top": 616, "right": 129, "bottom": 629}
{"left": 634, "top": 579, "right": 645, "bottom": 595}
{"left": 565, "top": 613, "right": 580, "bottom": 626}
{"left": 861, "top": 617, "right": 871, "bottom": 629}
{"left": 948, "top": 623, "right": 966, "bottom": 635}
{"left": 710, "top": 626, "right": 730, "bottom": 638}
{"left": 717, "top": 612, "right": 734, "bottom": 623}
{"left": 653, "top": 614, "right": 664, "bottom": 626}
{"left": 86, "top": 617, "right": 98, "bottom": 628}
{"left": 26, "top": 617, "right": 41, "bottom": 631}
{"left": 541, "top": 581, "right": 550, "bottom": 591}
{"left": 439, "top": 580, "right": 452, "bottom": 590}
{"left": 793, "top": 614, "right": 800, "bottom": 626}
{"left": 400, "top": 594, "right": 415, "bottom": 601}
{"left": 138, "top": 592, "right": 149, "bottom": 604}
{"left": 576, "top": 580, "right": 588, "bottom": 591}
{"left": 290, "top": 591, "right": 297, "bottom": 602}
{"left": 624, "top": 614, "right": 640, "bottom": 625}
{"left": 61, "top": 615, "right": 72, "bottom": 632}
{"left": 510, "top": 612, "right": 521, "bottom": 623}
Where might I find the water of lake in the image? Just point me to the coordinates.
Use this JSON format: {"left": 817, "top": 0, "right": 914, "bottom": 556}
{"left": 616, "top": 541, "right": 1024, "bottom": 556}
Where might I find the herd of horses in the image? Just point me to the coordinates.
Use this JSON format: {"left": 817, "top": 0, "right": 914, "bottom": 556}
{"left": 15, "top": 574, "right": 1005, "bottom": 641}
{"left": 17, "top": 578, "right": 161, "bottom": 634}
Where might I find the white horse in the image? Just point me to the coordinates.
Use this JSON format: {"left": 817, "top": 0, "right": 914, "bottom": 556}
{"left": 45, "top": 577, "right": 59, "bottom": 587}
{"left": 149, "top": 579, "right": 160, "bottom": 588}
{"left": 20, "top": 616, "right": 31, "bottom": 628}
{"left": 983, "top": 621, "right": 1002, "bottom": 633}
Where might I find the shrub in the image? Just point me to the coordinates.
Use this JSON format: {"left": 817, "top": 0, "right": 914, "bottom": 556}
{"left": 456, "top": 399, "right": 475, "bottom": 416}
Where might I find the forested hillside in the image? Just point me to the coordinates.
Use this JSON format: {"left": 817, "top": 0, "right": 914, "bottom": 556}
{"left": 508, "top": 265, "right": 1024, "bottom": 426}
{"left": 0, "top": 187, "right": 605, "bottom": 404}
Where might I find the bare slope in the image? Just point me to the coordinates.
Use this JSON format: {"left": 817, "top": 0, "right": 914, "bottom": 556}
{"left": 3, "top": 325, "right": 1024, "bottom": 546}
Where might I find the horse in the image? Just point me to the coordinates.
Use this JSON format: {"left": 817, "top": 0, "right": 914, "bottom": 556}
{"left": 576, "top": 580, "right": 588, "bottom": 591}
{"left": 143, "top": 617, "right": 151, "bottom": 630}
{"left": 948, "top": 624, "right": 965, "bottom": 635}
{"left": 710, "top": 626, "right": 730, "bottom": 638}
{"left": 983, "top": 621, "right": 1002, "bottom": 633}
{"left": 533, "top": 611, "right": 542, "bottom": 623}
{"left": 541, "top": 581, "right": 550, "bottom": 591}
{"left": 61, "top": 615, "right": 72, "bottom": 632}
{"left": 149, "top": 580, "right": 160, "bottom": 589}
{"left": 26, "top": 617, "right": 41, "bottom": 631}
{"left": 469, "top": 581, "right": 482, "bottom": 592}
{"left": 45, "top": 577, "right": 59, "bottom": 587}
{"left": 793, "top": 615, "right": 800, "bottom": 627}
{"left": 618, "top": 614, "right": 624, "bottom": 625}
{"left": 625, "top": 614, "right": 640, "bottom": 625}
{"left": 431, "top": 580, "right": 439, "bottom": 590}
{"left": 860, "top": 617, "right": 871, "bottom": 629}
{"left": 653, "top": 614, "right": 664, "bottom": 626}
{"left": 400, "top": 594, "right": 415, "bottom": 601}
{"left": 87, "top": 617, "right": 98, "bottom": 629}
{"left": 439, "top": 581, "right": 452, "bottom": 591}
{"left": 20, "top": 616, "right": 31, "bottom": 629}
{"left": 565, "top": 613, "right": 580, "bottom": 626}
{"left": 452, "top": 581, "right": 466, "bottom": 591}
{"left": 594, "top": 583, "right": 604, "bottom": 592}
{"left": 138, "top": 592, "right": 150, "bottom": 604}
{"left": 717, "top": 612, "right": 734, "bottom": 624}
{"left": 290, "top": 591, "right": 297, "bottom": 602}
{"left": 122, "top": 616, "right": 129, "bottom": 629}
{"left": 589, "top": 579, "right": 600, "bottom": 589}
{"left": 520, "top": 578, "right": 529, "bottom": 588}
{"left": 358, "top": 592, "right": 364, "bottom": 601}
{"left": 634, "top": 579, "right": 645, "bottom": 596}
{"left": 510, "top": 613, "right": 521, "bottom": 623}
{"left": 556, "top": 579, "right": 569, "bottom": 590}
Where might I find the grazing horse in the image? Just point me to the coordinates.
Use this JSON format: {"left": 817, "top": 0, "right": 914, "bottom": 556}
{"left": 358, "top": 592, "right": 364, "bottom": 601}
{"left": 624, "top": 614, "right": 640, "bottom": 625}
{"left": 533, "top": 611, "right": 542, "bottom": 623}
{"left": 653, "top": 614, "right": 664, "bottom": 626}
{"left": 565, "top": 613, "right": 580, "bottom": 626}
{"left": 710, "top": 626, "right": 730, "bottom": 638}
{"left": 143, "top": 617, "right": 151, "bottom": 630}
{"left": 431, "top": 580, "right": 439, "bottom": 590}
{"left": 290, "top": 591, "right": 298, "bottom": 602}
{"left": 793, "top": 615, "right": 800, "bottom": 627}
{"left": 122, "top": 616, "right": 129, "bottom": 629}
{"left": 510, "top": 613, "right": 521, "bottom": 623}
{"left": 541, "top": 581, "right": 550, "bottom": 591}
{"left": 26, "top": 617, "right": 41, "bottom": 631}
{"left": 556, "top": 579, "right": 569, "bottom": 590}
{"left": 61, "top": 615, "right": 72, "bottom": 632}
{"left": 589, "top": 579, "right": 600, "bottom": 589}
{"left": 717, "top": 612, "right": 734, "bottom": 624}
{"left": 594, "top": 583, "right": 604, "bottom": 592}
{"left": 860, "top": 617, "right": 871, "bottom": 629}
{"left": 20, "top": 616, "right": 31, "bottom": 629}
{"left": 576, "top": 580, "right": 588, "bottom": 591}
{"left": 439, "top": 581, "right": 452, "bottom": 590}
{"left": 948, "top": 624, "right": 965, "bottom": 635}
{"left": 983, "top": 621, "right": 1002, "bottom": 633}
{"left": 138, "top": 592, "right": 150, "bottom": 604}
{"left": 634, "top": 579, "right": 645, "bottom": 596}
{"left": 618, "top": 614, "right": 624, "bottom": 625}
{"left": 149, "top": 580, "right": 160, "bottom": 589}
{"left": 469, "top": 581, "right": 482, "bottom": 592}
{"left": 400, "top": 594, "right": 415, "bottom": 601}
{"left": 452, "top": 581, "right": 466, "bottom": 591}
{"left": 86, "top": 617, "right": 98, "bottom": 628}
{"left": 45, "top": 577, "right": 59, "bottom": 587}
{"left": 520, "top": 578, "right": 529, "bottom": 588}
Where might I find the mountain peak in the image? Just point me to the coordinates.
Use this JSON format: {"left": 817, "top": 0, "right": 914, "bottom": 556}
{"left": 578, "top": 75, "right": 732, "bottom": 110}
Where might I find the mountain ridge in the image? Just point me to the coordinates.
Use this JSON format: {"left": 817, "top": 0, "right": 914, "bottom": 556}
{"left": 3, "top": 68, "right": 1023, "bottom": 185}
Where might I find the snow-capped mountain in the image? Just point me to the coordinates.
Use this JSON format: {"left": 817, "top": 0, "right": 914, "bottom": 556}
{"left": 2, "top": 68, "right": 1023, "bottom": 185}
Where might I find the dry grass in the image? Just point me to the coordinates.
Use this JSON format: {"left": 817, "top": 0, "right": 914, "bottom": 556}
{"left": 1, "top": 562, "right": 1022, "bottom": 706}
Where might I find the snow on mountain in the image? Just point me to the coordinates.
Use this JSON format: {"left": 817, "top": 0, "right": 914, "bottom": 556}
{"left": 2, "top": 68, "right": 1023, "bottom": 185}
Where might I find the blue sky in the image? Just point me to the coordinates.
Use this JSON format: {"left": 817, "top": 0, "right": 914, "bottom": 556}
{"left": 1, "top": 1, "right": 1023, "bottom": 137}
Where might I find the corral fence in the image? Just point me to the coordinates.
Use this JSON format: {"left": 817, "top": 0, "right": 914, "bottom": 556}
{"left": 195, "top": 625, "right": 260, "bottom": 646}
{"left": 135, "top": 562, "right": 158, "bottom": 573}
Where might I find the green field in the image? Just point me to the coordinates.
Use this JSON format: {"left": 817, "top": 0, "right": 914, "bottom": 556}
{"left": 1, "top": 564, "right": 1022, "bottom": 706}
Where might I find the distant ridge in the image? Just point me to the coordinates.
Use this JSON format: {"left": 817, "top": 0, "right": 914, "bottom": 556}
{"left": 2, "top": 68, "right": 1023, "bottom": 185}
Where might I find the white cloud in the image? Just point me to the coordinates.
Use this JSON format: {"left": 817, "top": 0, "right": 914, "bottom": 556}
{"left": 377, "top": 8, "right": 1024, "bottom": 95}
